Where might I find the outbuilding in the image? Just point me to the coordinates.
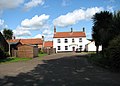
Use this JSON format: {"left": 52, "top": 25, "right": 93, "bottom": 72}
{"left": 17, "top": 45, "right": 38, "bottom": 58}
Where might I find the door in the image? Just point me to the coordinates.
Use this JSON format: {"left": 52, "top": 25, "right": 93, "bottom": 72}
{"left": 72, "top": 47, "right": 75, "bottom": 52}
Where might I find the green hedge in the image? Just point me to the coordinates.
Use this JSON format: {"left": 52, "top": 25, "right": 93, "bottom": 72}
{"left": 105, "top": 35, "right": 120, "bottom": 71}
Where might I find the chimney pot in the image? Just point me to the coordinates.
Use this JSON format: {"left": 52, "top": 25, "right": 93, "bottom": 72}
{"left": 42, "top": 36, "right": 44, "bottom": 41}
{"left": 54, "top": 26, "right": 56, "bottom": 32}
{"left": 71, "top": 28, "right": 73, "bottom": 32}
{"left": 83, "top": 27, "right": 85, "bottom": 32}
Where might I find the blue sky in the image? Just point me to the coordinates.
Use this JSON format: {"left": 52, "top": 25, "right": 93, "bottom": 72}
{"left": 0, "top": 0, "right": 120, "bottom": 40}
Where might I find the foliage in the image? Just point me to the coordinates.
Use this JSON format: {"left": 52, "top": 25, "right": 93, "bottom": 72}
{"left": 38, "top": 53, "right": 47, "bottom": 57}
{"left": 105, "top": 35, "right": 120, "bottom": 71}
{"left": 88, "top": 35, "right": 120, "bottom": 72}
{"left": 39, "top": 50, "right": 44, "bottom": 54}
{"left": 0, "top": 47, "right": 9, "bottom": 59}
{"left": 112, "top": 11, "right": 120, "bottom": 37}
{"left": 92, "top": 11, "right": 113, "bottom": 53}
{"left": 88, "top": 53, "right": 109, "bottom": 67}
{"left": 3, "top": 28, "right": 13, "bottom": 40}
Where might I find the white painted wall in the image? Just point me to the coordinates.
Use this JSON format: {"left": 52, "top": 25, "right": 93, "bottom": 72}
{"left": 85, "top": 41, "right": 102, "bottom": 51}
{"left": 53, "top": 37, "right": 89, "bottom": 53}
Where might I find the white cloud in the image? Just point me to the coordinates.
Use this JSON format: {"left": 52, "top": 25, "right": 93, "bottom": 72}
{"left": 42, "top": 29, "right": 52, "bottom": 35}
{"left": 21, "top": 14, "right": 50, "bottom": 29}
{"left": 0, "top": 0, "right": 24, "bottom": 10}
{"left": 34, "top": 34, "right": 42, "bottom": 38}
{"left": 42, "top": 29, "right": 53, "bottom": 41}
{"left": 44, "top": 34, "right": 53, "bottom": 41}
{"left": 13, "top": 14, "right": 50, "bottom": 38}
{"left": 13, "top": 26, "right": 31, "bottom": 37}
{"left": 24, "top": 0, "right": 44, "bottom": 10}
{"left": 0, "top": 19, "right": 8, "bottom": 30}
{"left": 107, "top": 6, "right": 114, "bottom": 12}
{"left": 53, "top": 7, "right": 103, "bottom": 27}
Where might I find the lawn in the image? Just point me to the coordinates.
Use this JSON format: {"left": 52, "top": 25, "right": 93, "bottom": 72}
{"left": 0, "top": 57, "right": 32, "bottom": 64}
{"left": 0, "top": 53, "right": 48, "bottom": 64}
{"left": 38, "top": 53, "right": 48, "bottom": 57}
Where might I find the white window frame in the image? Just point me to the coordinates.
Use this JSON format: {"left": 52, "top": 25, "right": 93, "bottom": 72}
{"left": 57, "top": 39, "right": 61, "bottom": 43}
{"left": 58, "top": 46, "right": 61, "bottom": 50}
{"left": 79, "top": 38, "right": 82, "bottom": 42}
{"left": 64, "top": 39, "right": 68, "bottom": 43}
{"left": 65, "top": 46, "right": 68, "bottom": 50}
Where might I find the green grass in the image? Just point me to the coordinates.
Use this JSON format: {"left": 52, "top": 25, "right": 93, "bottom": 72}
{"left": 0, "top": 53, "right": 48, "bottom": 64}
{"left": 0, "top": 57, "right": 32, "bottom": 64}
{"left": 38, "top": 53, "right": 48, "bottom": 57}
{"left": 38, "top": 53, "right": 48, "bottom": 60}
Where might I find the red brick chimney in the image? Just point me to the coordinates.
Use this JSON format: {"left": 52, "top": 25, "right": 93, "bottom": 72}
{"left": 54, "top": 26, "right": 56, "bottom": 33}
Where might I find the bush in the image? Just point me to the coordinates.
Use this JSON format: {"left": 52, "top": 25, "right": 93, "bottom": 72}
{"left": 0, "top": 47, "right": 9, "bottom": 59}
{"left": 105, "top": 35, "right": 120, "bottom": 71}
{"left": 39, "top": 50, "right": 44, "bottom": 54}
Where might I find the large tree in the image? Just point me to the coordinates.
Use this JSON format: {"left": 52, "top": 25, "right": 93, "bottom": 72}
{"left": 3, "top": 28, "right": 13, "bottom": 40}
{"left": 112, "top": 11, "right": 120, "bottom": 36}
{"left": 92, "top": 11, "right": 113, "bottom": 53}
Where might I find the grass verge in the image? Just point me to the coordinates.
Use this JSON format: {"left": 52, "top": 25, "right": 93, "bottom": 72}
{"left": 38, "top": 53, "right": 48, "bottom": 57}
{"left": 38, "top": 53, "right": 48, "bottom": 60}
{"left": 0, "top": 57, "right": 32, "bottom": 64}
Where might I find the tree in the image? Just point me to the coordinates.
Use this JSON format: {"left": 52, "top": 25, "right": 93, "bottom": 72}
{"left": 105, "top": 35, "right": 120, "bottom": 71}
{"left": 92, "top": 11, "right": 113, "bottom": 53}
{"left": 112, "top": 11, "right": 120, "bottom": 37}
{"left": 3, "top": 28, "right": 13, "bottom": 40}
{"left": 92, "top": 26, "right": 101, "bottom": 54}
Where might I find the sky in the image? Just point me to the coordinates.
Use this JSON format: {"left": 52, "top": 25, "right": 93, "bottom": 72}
{"left": 0, "top": 0, "right": 120, "bottom": 41}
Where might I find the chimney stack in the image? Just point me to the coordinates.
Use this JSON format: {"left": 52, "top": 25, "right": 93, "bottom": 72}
{"left": 71, "top": 28, "right": 73, "bottom": 32}
{"left": 54, "top": 26, "right": 56, "bottom": 33}
{"left": 83, "top": 27, "right": 85, "bottom": 32}
{"left": 42, "top": 36, "right": 44, "bottom": 41}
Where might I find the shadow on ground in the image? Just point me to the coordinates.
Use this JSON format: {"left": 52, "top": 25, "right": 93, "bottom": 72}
{"left": 0, "top": 55, "right": 120, "bottom": 86}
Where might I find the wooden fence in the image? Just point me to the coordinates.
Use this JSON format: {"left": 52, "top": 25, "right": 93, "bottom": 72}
{"left": 43, "top": 48, "right": 56, "bottom": 55}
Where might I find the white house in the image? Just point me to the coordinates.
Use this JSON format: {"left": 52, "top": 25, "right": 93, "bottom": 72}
{"left": 53, "top": 27, "right": 89, "bottom": 53}
{"left": 85, "top": 40, "right": 102, "bottom": 51}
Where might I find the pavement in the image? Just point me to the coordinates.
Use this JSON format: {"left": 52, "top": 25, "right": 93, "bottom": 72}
{"left": 0, "top": 53, "right": 120, "bottom": 86}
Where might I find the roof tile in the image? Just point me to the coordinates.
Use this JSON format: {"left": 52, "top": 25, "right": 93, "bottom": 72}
{"left": 53, "top": 32, "right": 86, "bottom": 38}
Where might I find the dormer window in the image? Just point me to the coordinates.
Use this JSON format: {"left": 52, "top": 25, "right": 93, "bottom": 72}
{"left": 64, "top": 39, "right": 68, "bottom": 43}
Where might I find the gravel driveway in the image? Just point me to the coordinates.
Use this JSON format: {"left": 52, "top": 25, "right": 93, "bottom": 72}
{"left": 0, "top": 53, "right": 120, "bottom": 86}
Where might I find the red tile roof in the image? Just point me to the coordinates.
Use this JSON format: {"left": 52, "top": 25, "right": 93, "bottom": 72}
{"left": 53, "top": 32, "right": 86, "bottom": 38}
{"left": 7, "top": 38, "right": 43, "bottom": 45}
{"left": 44, "top": 41, "right": 53, "bottom": 48}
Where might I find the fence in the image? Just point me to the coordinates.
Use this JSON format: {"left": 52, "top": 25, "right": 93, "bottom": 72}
{"left": 43, "top": 48, "right": 56, "bottom": 55}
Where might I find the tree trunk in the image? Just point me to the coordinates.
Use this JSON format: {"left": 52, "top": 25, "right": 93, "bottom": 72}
{"left": 96, "top": 46, "right": 99, "bottom": 54}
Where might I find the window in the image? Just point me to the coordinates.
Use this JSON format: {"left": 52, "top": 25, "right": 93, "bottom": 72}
{"left": 79, "top": 45, "right": 82, "bottom": 51}
{"left": 72, "top": 38, "right": 75, "bottom": 43}
{"left": 65, "top": 46, "right": 68, "bottom": 50}
{"left": 57, "top": 39, "right": 61, "bottom": 43}
{"left": 58, "top": 46, "right": 61, "bottom": 50}
{"left": 79, "top": 38, "right": 82, "bottom": 42}
{"left": 64, "top": 39, "right": 68, "bottom": 43}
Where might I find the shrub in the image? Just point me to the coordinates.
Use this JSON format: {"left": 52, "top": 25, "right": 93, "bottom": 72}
{"left": 105, "top": 35, "right": 120, "bottom": 71}
{"left": 0, "top": 47, "right": 9, "bottom": 59}
{"left": 39, "top": 50, "right": 44, "bottom": 54}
